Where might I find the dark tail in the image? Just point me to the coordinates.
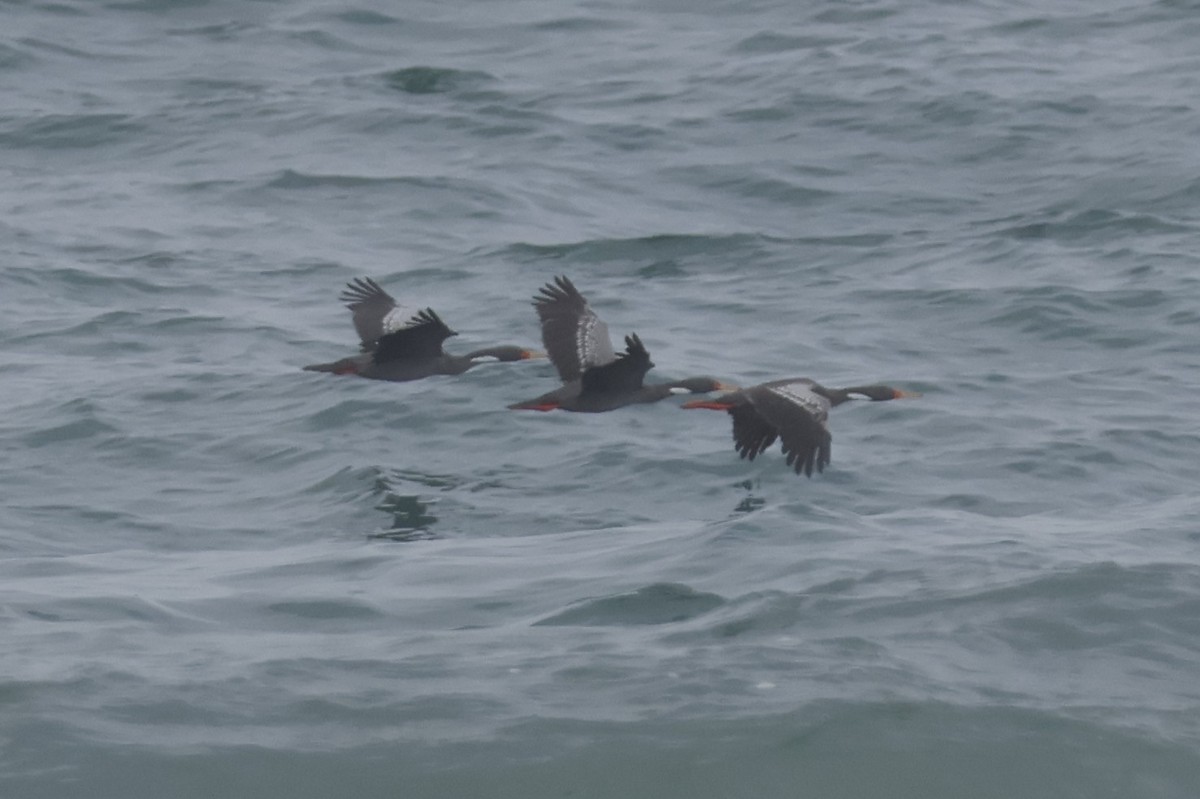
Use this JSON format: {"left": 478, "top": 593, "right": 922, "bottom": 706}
{"left": 507, "top": 396, "right": 560, "bottom": 411}
{"left": 303, "top": 358, "right": 360, "bottom": 376}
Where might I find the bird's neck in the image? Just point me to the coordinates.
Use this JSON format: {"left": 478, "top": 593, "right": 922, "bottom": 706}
{"left": 464, "top": 346, "right": 517, "bottom": 362}
{"left": 813, "top": 385, "right": 852, "bottom": 406}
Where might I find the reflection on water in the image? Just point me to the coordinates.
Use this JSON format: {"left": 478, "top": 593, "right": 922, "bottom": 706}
{"left": 369, "top": 493, "right": 438, "bottom": 542}
{"left": 366, "top": 468, "right": 450, "bottom": 541}
{"left": 734, "top": 494, "right": 766, "bottom": 514}
{"left": 733, "top": 479, "right": 765, "bottom": 515}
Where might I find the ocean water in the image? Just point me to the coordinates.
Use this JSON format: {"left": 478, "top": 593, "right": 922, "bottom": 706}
{"left": 3, "top": 0, "right": 1200, "bottom": 796}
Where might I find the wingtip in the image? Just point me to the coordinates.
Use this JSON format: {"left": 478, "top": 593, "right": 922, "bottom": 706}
{"left": 533, "top": 274, "right": 582, "bottom": 306}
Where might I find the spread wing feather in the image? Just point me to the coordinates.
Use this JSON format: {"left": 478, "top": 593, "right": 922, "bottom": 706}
{"left": 371, "top": 308, "right": 456, "bottom": 365}
{"left": 339, "top": 277, "right": 414, "bottom": 350}
{"left": 533, "top": 276, "right": 617, "bottom": 383}
{"left": 746, "top": 381, "right": 833, "bottom": 477}
{"left": 728, "top": 403, "right": 778, "bottom": 461}
{"left": 579, "top": 334, "right": 652, "bottom": 396}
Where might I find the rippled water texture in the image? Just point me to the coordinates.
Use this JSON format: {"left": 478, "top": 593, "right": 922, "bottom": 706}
{"left": 3, "top": 0, "right": 1200, "bottom": 796}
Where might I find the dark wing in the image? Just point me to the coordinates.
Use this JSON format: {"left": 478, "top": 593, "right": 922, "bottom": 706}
{"left": 340, "top": 277, "right": 405, "bottom": 350}
{"left": 746, "top": 381, "right": 832, "bottom": 476}
{"left": 728, "top": 403, "right": 778, "bottom": 461}
{"left": 533, "top": 276, "right": 617, "bottom": 383}
{"left": 579, "top": 334, "right": 652, "bottom": 396}
{"left": 371, "top": 308, "right": 456, "bottom": 365}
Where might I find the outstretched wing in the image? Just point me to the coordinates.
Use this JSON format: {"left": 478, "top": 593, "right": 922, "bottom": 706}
{"left": 371, "top": 308, "right": 457, "bottom": 365}
{"left": 728, "top": 403, "right": 778, "bottom": 461}
{"left": 747, "top": 380, "right": 832, "bottom": 476}
{"left": 579, "top": 333, "right": 653, "bottom": 396}
{"left": 532, "top": 275, "right": 617, "bottom": 383}
{"left": 339, "top": 277, "right": 413, "bottom": 350}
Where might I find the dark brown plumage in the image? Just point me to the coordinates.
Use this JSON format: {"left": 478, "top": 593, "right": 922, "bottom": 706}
{"left": 509, "top": 276, "right": 735, "bottom": 412}
{"left": 304, "top": 277, "right": 542, "bottom": 381}
{"left": 683, "top": 378, "right": 919, "bottom": 476}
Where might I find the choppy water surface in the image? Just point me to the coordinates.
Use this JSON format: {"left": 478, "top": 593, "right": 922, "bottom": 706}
{"left": 3, "top": 1, "right": 1200, "bottom": 796}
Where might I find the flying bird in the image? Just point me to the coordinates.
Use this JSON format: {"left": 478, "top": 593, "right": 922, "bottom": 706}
{"left": 509, "top": 276, "right": 735, "bottom": 412}
{"left": 683, "top": 378, "right": 919, "bottom": 476}
{"left": 304, "top": 277, "right": 542, "bottom": 381}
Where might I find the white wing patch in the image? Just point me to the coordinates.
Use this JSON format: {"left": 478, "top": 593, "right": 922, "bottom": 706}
{"left": 768, "top": 383, "right": 828, "bottom": 420}
{"left": 381, "top": 305, "right": 418, "bottom": 334}
{"left": 578, "top": 314, "right": 600, "bottom": 367}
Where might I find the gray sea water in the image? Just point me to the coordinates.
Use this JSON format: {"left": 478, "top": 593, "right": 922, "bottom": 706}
{"left": 4, "top": 0, "right": 1200, "bottom": 796}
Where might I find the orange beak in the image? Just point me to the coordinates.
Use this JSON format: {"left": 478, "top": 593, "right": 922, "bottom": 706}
{"left": 892, "top": 389, "right": 922, "bottom": 399}
{"left": 520, "top": 349, "right": 548, "bottom": 360}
